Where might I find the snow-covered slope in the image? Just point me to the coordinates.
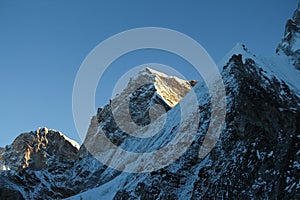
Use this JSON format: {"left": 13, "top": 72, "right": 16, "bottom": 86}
{"left": 1, "top": 3, "right": 300, "bottom": 200}
{"left": 65, "top": 173, "right": 129, "bottom": 200}
{"left": 68, "top": 5, "right": 300, "bottom": 197}
{"left": 219, "top": 43, "right": 300, "bottom": 96}
{"left": 260, "top": 54, "right": 300, "bottom": 96}
{"left": 69, "top": 47, "right": 300, "bottom": 199}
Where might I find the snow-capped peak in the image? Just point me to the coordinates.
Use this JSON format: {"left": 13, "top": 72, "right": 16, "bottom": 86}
{"left": 116, "top": 67, "right": 192, "bottom": 108}
{"left": 218, "top": 41, "right": 300, "bottom": 96}
{"left": 217, "top": 43, "right": 255, "bottom": 70}
{"left": 48, "top": 128, "right": 80, "bottom": 150}
{"left": 143, "top": 67, "right": 169, "bottom": 78}
{"left": 148, "top": 67, "right": 192, "bottom": 107}
{"left": 93, "top": 67, "right": 194, "bottom": 139}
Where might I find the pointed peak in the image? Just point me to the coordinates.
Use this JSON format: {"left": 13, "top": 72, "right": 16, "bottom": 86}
{"left": 298, "top": 2, "right": 300, "bottom": 9}
{"left": 218, "top": 43, "right": 254, "bottom": 69}
{"left": 18, "top": 127, "right": 80, "bottom": 150}
{"left": 112, "top": 67, "right": 193, "bottom": 108}
{"left": 43, "top": 128, "right": 80, "bottom": 150}
{"left": 134, "top": 67, "right": 190, "bottom": 87}
{"left": 232, "top": 43, "right": 252, "bottom": 54}
{"left": 139, "top": 67, "right": 168, "bottom": 79}
{"left": 145, "top": 66, "right": 156, "bottom": 73}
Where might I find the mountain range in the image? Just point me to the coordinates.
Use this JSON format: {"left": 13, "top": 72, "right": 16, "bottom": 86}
{"left": 1, "top": 3, "right": 300, "bottom": 200}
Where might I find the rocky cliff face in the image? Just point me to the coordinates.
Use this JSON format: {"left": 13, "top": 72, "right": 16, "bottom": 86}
{"left": 0, "top": 128, "right": 79, "bottom": 171}
{"left": 74, "top": 52, "right": 299, "bottom": 200}
{"left": 1, "top": 3, "right": 300, "bottom": 200}
{"left": 0, "top": 67, "right": 196, "bottom": 199}
{"left": 0, "top": 128, "right": 80, "bottom": 199}
{"left": 191, "top": 54, "right": 300, "bottom": 199}
{"left": 277, "top": 2, "right": 300, "bottom": 69}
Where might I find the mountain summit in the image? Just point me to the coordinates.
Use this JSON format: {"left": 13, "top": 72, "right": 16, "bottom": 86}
{"left": 109, "top": 67, "right": 193, "bottom": 127}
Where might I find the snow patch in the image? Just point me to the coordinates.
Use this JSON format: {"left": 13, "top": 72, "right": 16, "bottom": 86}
{"left": 59, "top": 133, "right": 80, "bottom": 150}
{"left": 218, "top": 43, "right": 254, "bottom": 70}
{"left": 49, "top": 128, "right": 80, "bottom": 149}
{"left": 65, "top": 173, "right": 128, "bottom": 200}
{"left": 291, "top": 32, "right": 300, "bottom": 52}
{"left": 219, "top": 43, "right": 300, "bottom": 96}
{"left": 0, "top": 164, "right": 10, "bottom": 171}
{"left": 267, "top": 151, "right": 274, "bottom": 158}
{"left": 260, "top": 54, "right": 300, "bottom": 96}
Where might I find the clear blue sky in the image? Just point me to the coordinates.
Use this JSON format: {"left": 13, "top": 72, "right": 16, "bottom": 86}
{"left": 0, "top": 0, "right": 297, "bottom": 147}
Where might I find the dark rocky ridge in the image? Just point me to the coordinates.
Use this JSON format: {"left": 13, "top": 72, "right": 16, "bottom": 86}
{"left": 192, "top": 55, "right": 300, "bottom": 199}
{"left": 109, "top": 54, "right": 300, "bottom": 199}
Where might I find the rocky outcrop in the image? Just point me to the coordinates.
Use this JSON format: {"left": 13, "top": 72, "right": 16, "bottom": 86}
{"left": 0, "top": 128, "right": 80, "bottom": 199}
{"left": 191, "top": 55, "right": 300, "bottom": 199}
{"left": 0, "top": 128, "right": 79, "bottom": 171}
{"left": 277, "top": 2, "right": 300, "bottom": 69}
